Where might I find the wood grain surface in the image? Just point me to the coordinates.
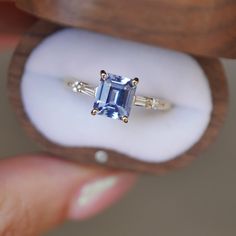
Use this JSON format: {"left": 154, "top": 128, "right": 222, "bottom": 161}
{"left": 7, "top": 21, "right": 228, "bottom": 174}
{"left": 15, "top": 0, "right": 236, "bottom": 58}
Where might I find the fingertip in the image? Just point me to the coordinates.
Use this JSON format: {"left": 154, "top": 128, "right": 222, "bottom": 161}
{"left": 68, "top": 173, "right": 137, "bottom": 220}
{"left": 0, "top": 154, "right": 137, "bottom": 235}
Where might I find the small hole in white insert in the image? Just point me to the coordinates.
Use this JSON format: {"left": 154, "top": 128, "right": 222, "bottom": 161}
{"left": 95, "top": 150, "right": 108, "bottom": 163}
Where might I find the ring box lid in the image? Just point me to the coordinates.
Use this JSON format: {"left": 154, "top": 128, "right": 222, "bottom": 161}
{"left": 15, "top": 0, "right": 236, "bottom": 59}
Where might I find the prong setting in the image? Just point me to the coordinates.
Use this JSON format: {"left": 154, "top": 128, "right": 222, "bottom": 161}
{"left": 100, "top": 70, "right": 107, "bottom": 80}
{"left": 122, "top": 116, "right": 129, "bottom": 123}
{"left": 131, "top": 77, "right": 139, "bottom": 87}
{"left": 91, "top": 108, "right": 99, "bottom": 116}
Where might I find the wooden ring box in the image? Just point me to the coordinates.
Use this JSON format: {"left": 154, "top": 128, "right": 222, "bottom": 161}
{"left": 8, "top": 0, "right": 233, "bottom": 174}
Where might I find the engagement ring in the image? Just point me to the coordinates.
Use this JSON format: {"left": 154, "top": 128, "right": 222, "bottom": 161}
{"left": 66, "top": 70, "right": 172, "bottom": 123}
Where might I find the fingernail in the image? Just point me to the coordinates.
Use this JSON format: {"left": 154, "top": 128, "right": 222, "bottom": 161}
{"left": 68, "top": 174, "right": 136, "bottom": 220}
{"left": 77, "top": 175, "right": 118, "bottom": 207}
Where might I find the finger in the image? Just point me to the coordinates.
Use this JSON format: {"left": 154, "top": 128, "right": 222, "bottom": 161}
{"left": 0, "top": 2, "right": 36, "bottom": 50}
{"left": 0, "top": 154, "right": 137, "bottom": 236}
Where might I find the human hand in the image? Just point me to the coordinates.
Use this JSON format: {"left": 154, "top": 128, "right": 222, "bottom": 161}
{"left": 0, "top": 155, "right": 136, "bottom": 235}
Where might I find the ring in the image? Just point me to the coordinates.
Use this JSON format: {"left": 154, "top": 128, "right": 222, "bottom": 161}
{"left": 66, "top": 70, "right": 172, "bottom": 123}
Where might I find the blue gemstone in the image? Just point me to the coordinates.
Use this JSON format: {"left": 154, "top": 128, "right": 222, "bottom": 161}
{"left": 93, "top": 73, "right": 137, "bottom": 120}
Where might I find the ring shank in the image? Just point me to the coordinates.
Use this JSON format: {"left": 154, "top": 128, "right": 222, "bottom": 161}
{"left": 66, "top": 80, "right": 172, "bottom": 111}
{"left": 134, "top": 95, "right": 171, "bottom": 110}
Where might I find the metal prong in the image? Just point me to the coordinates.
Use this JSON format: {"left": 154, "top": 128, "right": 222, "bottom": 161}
{"left": 91, "top": 108, "right": 99, "bottom": 116}
{"left": 100, "top": 70, "right": 107, "bottom": 80}
{"left": 121, "top": 116, "right": 128, "bottom": 123}
{"left": 131, "top": 78, "right": 139, "bottom": 87}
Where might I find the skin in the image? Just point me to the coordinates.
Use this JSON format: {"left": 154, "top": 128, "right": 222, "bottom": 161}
{"left": 0, "top": 2, "right": 137, "bottom": 235}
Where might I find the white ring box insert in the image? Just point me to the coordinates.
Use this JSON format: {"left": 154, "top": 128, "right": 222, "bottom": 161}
{"left": 21, "top": 28, "right": 212, "bottom": 163}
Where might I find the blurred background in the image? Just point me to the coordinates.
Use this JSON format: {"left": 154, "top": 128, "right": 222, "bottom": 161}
{"left": 0, "top": 51, "right": 235, "bottom": 235}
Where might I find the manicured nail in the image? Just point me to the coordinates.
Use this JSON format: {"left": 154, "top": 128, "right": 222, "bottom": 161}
{"left": 77, "top": 175, "right": 118, "bottom": 207}
{"left": 68, "top": 174, "right": 136, "bottom": 220}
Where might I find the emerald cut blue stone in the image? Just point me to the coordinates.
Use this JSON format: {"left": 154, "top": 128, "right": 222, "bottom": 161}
{"left": 93, "top": 73, "right": 136, "bottom": 120}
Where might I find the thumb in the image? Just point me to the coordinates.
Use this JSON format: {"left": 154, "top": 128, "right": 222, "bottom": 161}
{"left": 0, "top": 154, "right": 137, "bottom": 236}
